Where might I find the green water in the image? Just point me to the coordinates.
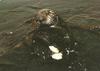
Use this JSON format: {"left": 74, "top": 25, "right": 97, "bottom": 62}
{"left": 0, "top": 0, "right": 100, "bottom": 71}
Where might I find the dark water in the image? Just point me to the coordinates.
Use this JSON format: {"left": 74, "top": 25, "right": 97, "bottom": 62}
{"left": 0, "top": 0, "right": 100, "bottom": 71}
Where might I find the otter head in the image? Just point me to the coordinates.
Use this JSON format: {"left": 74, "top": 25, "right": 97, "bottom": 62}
{"left": 36, "top": 9, "right": 59, "bottom": 27}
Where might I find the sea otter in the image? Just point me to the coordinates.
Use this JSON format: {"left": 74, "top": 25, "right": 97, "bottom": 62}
{"left": 28, "top": 9, "right": 77, "bottom": 62}
{"left": 15, "top": 9, "right": 77, "bottom": 60}
{"left": 24, "top": 9, "right": 79, "bottom": 61}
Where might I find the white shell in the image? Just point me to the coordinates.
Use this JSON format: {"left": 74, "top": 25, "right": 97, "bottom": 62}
{"left": 49, "top": 46, "right": 59, "bottom": 53}
{"left": 51, "top": 53, "right": 63, "bottom": 60}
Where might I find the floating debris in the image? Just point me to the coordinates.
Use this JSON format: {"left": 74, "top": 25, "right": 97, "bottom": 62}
{"left": 78, "top": 62, "right": 82, "bottom": 65}
{"left": 64, "top": 34, "right": 70, "bottom": 39}
{"left": 9, "top": 32, "right": 13, "bottom": 35}
{"left": 66, "top": 49, "right": 70, "bottom": 55}
{"left": 37, "top": 53, "right": 40, "bottom": 56}
{"left": 84, "top": 68, "right": 87, "bottom": 71}
{"left": 70, "top": 50, "right": 75, "bottom": 52}
{"left": 42, "top": 51, "right": 45, "bottom": 54}
{"left": 68, "top": 66, "right": 72, "bottom": 69}
{"left": 74, "top": 42, "right": 78, "bottom": 45}
{"left": 43, "top": 55, "right": 46, "bottom": 59}
{"left": 30, "top": 52, "right": 34, "bottom": 55}
{"left": 65, "top": 48, "right": 76, "bottom": 55}
{"left": 32, "top": 40, "right": 36, "bottom": 43}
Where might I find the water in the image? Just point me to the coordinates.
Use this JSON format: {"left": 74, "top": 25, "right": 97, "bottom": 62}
{"left": 0, "top": 0, "right": 100, "bottom": 71}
